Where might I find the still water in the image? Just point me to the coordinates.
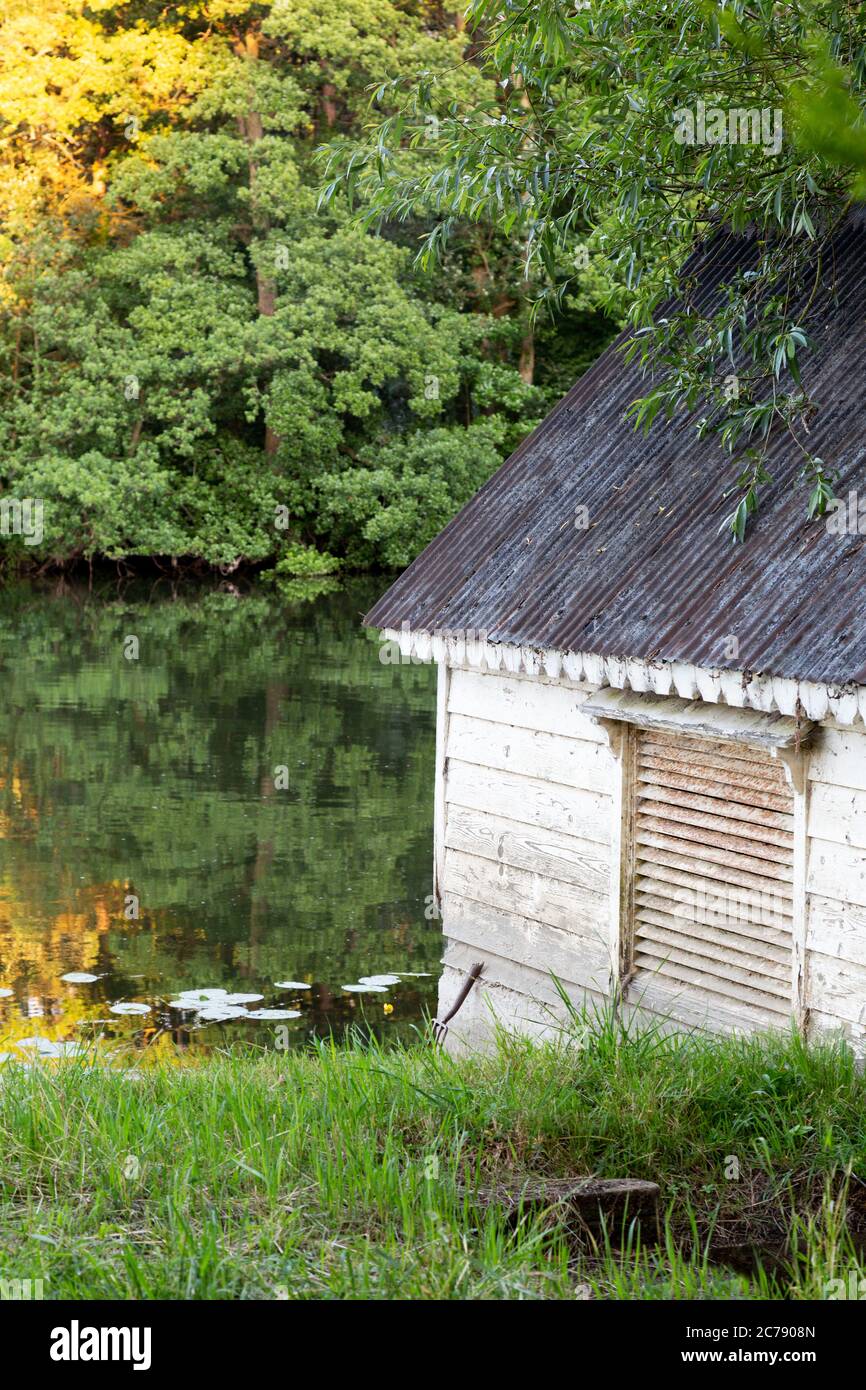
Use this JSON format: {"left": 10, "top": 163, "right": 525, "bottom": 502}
{"left": 0, "top": 577, "right": 438, "bottom": 1058}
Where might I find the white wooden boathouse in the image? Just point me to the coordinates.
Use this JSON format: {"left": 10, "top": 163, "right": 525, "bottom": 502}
{"left": 366, "top": 222, "right": 866, "bottom": 1052}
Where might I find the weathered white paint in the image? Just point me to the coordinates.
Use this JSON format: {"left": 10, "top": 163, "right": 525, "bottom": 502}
{"left": 808, "top": 783, "right": 866, "bottom": 849}
{"left": 447, "top": 712, "right": 612, "bottom": 791}
{"left": 432, "top": 661, "right": 450, "bottom": 913}
{"left": 442, "top": 893, "right": 611, "bottom": 994}
{"left": 806, "top": 838, "right": 866, "bottom": 908}
{"left": 443, "top": 850, "right": 609, "bottom": 945}
{"left": 591, "top": 719, "right": 633, "bottom": 997}
{"left": 444, "top": 937, "right": 605, "bottom": 1013}
{"left": 444, "top": 805, "right": 609, "bottom": 894}
{"left": 446, "top": 759, "right": 611, "bottom": 844}
{"left": 806, "top": 953, "right": 866, "bottom": 1028}
{"left": 800, "top": 723, "right": 866, "bottom": 1049}
{"left": 437, "top": 953, "right": 603, "bottom": 1051}
{"left": 424, "top": 650, "right": 866, "bottom": 1053}
{"left": 583, "top": 687, "right": 812, "bottom": 749}
{"left": 810, "top": 1010, "right": 866, "bottom": 1057}
{"left": 807, "top": 896, "right": 866, "bottom": 969}
{"left": 384, "top": 626, "right": 866, "bottom": 728}
{"left": 809, "top": 730, "right": 866, "bottom": 791}
{"left": 447, "top": 666, "right": 604, "bottom": 740}
{"left": 784, "top": 748, "right": 810, "bottom": 1031}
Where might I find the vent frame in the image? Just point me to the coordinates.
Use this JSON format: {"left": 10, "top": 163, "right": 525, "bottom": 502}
{"left": 627, "top": 728, "right": 796, "bottom": 1028}
{"left": 585, "top": 693, "right": 811, "bottom": 1034}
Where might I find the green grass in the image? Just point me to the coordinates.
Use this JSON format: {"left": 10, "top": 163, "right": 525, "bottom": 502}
{"left": 1, "top": 1010, "right": 865, "bottom": 1299}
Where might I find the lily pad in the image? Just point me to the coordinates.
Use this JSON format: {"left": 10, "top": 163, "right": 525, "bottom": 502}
{"left": 0, "top": 987, "right": 13, "bottom": 998}
{"left": 60, "top": 972, "right": 98, "bottom": 984}
{"left": 9, "top": 1038, "right": 84, "bottom": 1059}
{"left": 196, "top": 1005, "right": 249, "bottom": 1022}
{"left": 14, "top": 1037, "right": 60, "bottom": 1055}
{"left": 174, "top": 988, "right": 228, "bottom": 1003}
{"left": 26, "top": 1040, "right": 86, "bottom": 1059}
{"left": 358, "top": 974, "right": 401, "bottom": 986}
{"left": 245, "top": 1009, "right": 301, "bottom": 1021}
{"left": 274, "top": 981, "right": 312, "bottom": 990}
{"left": 109, "top": 1002, "right": 151, "bottom": 1016}
{"left": 342, "top": 984, "right": 388, "bottom": 994}
{"left": 222, "top": 993, "right": 263, "bottom": 1005}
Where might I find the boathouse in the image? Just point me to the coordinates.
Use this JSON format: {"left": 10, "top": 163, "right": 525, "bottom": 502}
{"left": 366, "top": 221, "right": 866, "bottom": 1051}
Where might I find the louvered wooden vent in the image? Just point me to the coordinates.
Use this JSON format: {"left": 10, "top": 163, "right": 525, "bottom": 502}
{"left": 631, "top": 730, "right": 794, "bottom": 1029}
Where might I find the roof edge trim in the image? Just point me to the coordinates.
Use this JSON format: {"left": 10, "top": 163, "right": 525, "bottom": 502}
{"left": 379, "top": 626, "right": 866, "bottom": 729}
{"left": 582, "top": 687, "right": 812, "bottom": 750}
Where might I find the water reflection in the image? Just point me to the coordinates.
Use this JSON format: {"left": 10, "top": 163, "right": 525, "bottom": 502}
{"left": 0, "top": 576, "right": 438, "bottom": 1056}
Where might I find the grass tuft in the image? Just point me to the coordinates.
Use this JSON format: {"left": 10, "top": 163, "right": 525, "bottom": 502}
{"left": 0, "top": 1013, "right": 864, "bottom": 1299}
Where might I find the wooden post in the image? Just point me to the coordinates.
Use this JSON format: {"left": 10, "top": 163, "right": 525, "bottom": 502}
{"left": 773, "top": 744, "right": 812, "bottom": 1035}
{"left": 592, "top": 716, "right": 634, "bottom": 1006}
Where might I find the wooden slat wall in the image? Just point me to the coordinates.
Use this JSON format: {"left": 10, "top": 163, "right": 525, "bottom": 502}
{"left": 437, "top": 670, "right": 866, "bottom": 1053}
{"left": 439, "top": 669, "right": 614, "bottom": 1025}
{"left": 631, "top": 731, "right": 795, "bottom": 1029}
{"left": 805, "top": 726, "right": 866, "bottom": 1046}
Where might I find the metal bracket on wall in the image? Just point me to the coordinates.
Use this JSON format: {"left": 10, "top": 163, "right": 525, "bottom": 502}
{"left": 432, "top": 961, "right": 484, "bottom": 1045}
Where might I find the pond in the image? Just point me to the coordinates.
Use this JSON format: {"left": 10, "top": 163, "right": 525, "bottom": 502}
{"left": 0, "top": 576, "right": 439, "bottom": 1059}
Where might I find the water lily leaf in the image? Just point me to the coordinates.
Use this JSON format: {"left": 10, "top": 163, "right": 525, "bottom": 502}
{"left": 245, "top": 1008, "right": 302, "bottom": 1020}
{"left": 174, "top": 988, "right": 228, "bottom": 1002}
{"left": 60, "top": 972, "right": 99, "bottom": 984}
{"left": 109, "top": 1003, "right": 151, "bottom": 1016}
{"left": 359, "top": 974, "right": 400, "bottom": 986}
{"left": 15, "top": 1040, "right": 88, "bottom": 1059}
{"left": 0, "top": 987, "right": 13, "bottom": 998}
{"left": 15, "top": 1036, "right": 62, "bottom": 1054}
{"left": 196, "top": 1005, "right": 249, "bottom": 1022}
{"left": 342, "top": 983, "right": 388, "bottom": 993}
{"left": 274, "top": 981, "right": 312, "bottom": 990}
{"left": 222, "top": 993, "right": 264, "bottom": 1005}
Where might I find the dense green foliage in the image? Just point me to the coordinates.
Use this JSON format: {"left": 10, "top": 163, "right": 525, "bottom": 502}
{"left": 341, "top": 0, "right": 866, "bottom": 539}
{"left": 0, "top": 1018, "right": 865, "bottom": 1297}
{"left": 6, "top": 2, "right": 866, "bottom": 565}
{"left": 0, "top": 0, "right": 615, "bottom": 573}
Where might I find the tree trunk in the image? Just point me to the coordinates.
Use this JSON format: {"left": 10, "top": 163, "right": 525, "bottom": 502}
{"left": 519, "top": 322, "right": 535, "bottom": 385}
{"left": 321, "top": 77, "right": 337, "bottom": 129}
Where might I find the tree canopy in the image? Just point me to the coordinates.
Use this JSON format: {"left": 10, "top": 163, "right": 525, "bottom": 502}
{"left": 0, "top": 0, "right": 614, "bottom": 574}
{"left": 5, "top": 1, "right": 861, "bottom": 569}
{"left": 334, "top": 0, "right": 866, "bottom": 539}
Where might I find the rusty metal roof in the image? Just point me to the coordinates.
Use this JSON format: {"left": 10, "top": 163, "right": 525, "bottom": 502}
{"left": 365, "top": 219, "right": 866, "bottom": 686}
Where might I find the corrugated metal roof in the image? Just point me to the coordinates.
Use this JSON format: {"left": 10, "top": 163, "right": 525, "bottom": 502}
{"left": 365, "top": 219, "right": 866, "bottom": 686}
